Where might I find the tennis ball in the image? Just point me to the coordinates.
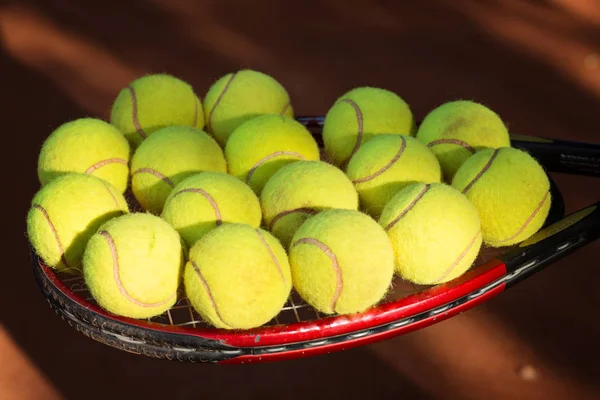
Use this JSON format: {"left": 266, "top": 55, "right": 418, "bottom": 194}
{"left": 451, "top": 147, "right": 551, "bottom": 247}
{"left": 83, "top": 213, "right": 182, "bottom": 319}
{"left": 289, "top": 209, "right": 394, "bottom": 315}
{"left": 346, "top": 134, "right": 442, "bottom": 218}
{"left": 203, "top": 69, "right": 293, "bottom": 147}
{"left": 260, "top": 160, "right": 359, "bottom": 248}
{"left": 225, "top": 114, "right": 320, "bottom": 194}
{"left": 161, "top": 172, "right": 262, "bottom": 248}
{"left": 379, "top": 182, "right": 482, "bottom": 285}
{"left": 416, "top": 100, "right": 511, "bottom": 181}
{"left": 131, "top": 126, "right": 227, "bottom": 214}
{"left": 110, "top": 74, "right": 204, "bottom": 148}
{"left": 27, "top": 173, "right": 129, "bottom": 273}
{"left": 322, "top": 87, "right": 415, "bottom": 167}
{"left": 184, "top": 223, "right": 291, "bottom": 329}
{"left": 37, "top": 118, "right": 130, "bottom": 193}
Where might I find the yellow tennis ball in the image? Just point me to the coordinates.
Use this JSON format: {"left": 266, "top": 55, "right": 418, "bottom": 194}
{"left": 322, "top": 87, "right": 415, "bottom": 167}
{"left": 27, "top": 173, "right": 129, "bottom": 273}
{"left": 379, "top": 182, "right": 482, "bottom": 285}
{"left": 289, "top": 209, "right": 394, "bottom": 315}
{"left": 225, "top": 114, "right": 320, "bottom": 194}
{"left": 260, "top": 160, "right": 359, "bottom": 248}
{"left": 83, "top": 213, "right": 182, "bottom": 319}
{"left": 161, "top": 171, "right": 262, "bottom": 248}
{"left": 110, "top": 74, "right": 204, "bottom": 148}
{"left": 203, "top": 69, "right": 293, "bottom": 147}
{"left": 37, "top": 118, "right": 130, "bottom": 193}
{"left": 130, "top": 126, "right": 227, "bottom": 214}
{"left": 346, "top": 134, "right": 442, "bottom": 218}
{"left": 451, "top": 147, "right": 551, "bottom": 247}
{"left": 184, "top": 223, "right": 292, "bottom": 329}
{"left": 416, "top": 100, "right": 511, "bottom": 181}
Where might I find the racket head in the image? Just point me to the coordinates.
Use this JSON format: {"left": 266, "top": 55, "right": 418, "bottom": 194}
{"left": 30, "top": 127, "right": 569, "bottom": 363}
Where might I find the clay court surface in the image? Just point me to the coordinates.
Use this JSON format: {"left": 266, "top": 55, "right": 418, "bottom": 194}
{"left": 1, "top": 1, "right": 600, "bottom": 399}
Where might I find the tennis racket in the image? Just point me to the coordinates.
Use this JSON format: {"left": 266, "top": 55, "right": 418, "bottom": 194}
{"left": 31, "top": 116, "right": 600, "bottom": 364}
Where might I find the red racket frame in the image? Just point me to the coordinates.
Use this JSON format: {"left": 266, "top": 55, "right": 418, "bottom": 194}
{"left": 31, "top": 116, "right": 600, "bottom": 364}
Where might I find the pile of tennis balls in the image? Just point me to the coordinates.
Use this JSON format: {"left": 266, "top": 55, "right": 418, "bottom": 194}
{"left": 27, "top": 69, "right": 552, "bottom": 330}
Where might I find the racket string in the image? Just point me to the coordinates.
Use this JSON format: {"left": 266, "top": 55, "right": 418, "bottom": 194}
{"left": 55, "top": 271, "right": 428, "bottom": 327}
{"left": 54, "top": 247, "right": 504, "bottom": 329}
